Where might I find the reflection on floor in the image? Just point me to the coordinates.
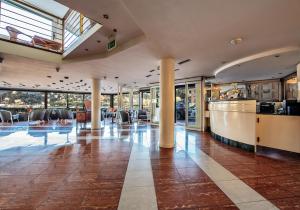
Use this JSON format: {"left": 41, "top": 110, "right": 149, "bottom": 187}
{"left": 0, "top": 121, "right": 299, "bottom": 209}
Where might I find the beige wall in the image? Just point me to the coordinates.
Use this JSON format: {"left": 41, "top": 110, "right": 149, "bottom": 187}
{"left": 209, "top": 100, "right": 257, "bottom": 146}
{"left": 256, "top": 114, "right": 300, "bottom": 153}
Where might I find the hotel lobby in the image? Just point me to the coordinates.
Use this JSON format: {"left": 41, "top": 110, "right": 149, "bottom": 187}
{"left": 0, "top": 0, "right": 300, "bottom": 209}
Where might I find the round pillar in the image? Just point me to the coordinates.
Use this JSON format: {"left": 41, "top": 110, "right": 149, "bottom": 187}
{"left": 159, "top": 58, "right": 175, "bottom": 148}
{"left": 91, "top": 78, "right": 101, "bottom": 129}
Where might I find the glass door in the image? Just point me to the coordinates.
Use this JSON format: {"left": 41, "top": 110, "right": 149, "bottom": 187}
{"left": 186, "top": 82, "right": 201, "bottom": 129}
{"left": 150, "top": 87, "right": 160, "bottom": 124}
{"left": 175, "top": 85, "right": 186, "bottom": 125}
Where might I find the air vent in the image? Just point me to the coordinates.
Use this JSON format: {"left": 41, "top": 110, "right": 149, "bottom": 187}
{"left": 178, "top": 59, "right": 191, "bottom": 65}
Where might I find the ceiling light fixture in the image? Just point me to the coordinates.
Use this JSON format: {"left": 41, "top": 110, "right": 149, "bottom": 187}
{"left": 230, "top": 37, "right": 243, "bottom": 45}
{"left": 178, "top": 59, "right": 191, "bottom": 65}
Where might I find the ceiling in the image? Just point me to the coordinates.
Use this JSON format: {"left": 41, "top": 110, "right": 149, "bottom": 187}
{"left": 0, "top": 0, "right": 300, "bottom": 93}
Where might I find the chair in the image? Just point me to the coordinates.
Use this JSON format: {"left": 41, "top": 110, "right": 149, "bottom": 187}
{"left": 0, "top": 110, "right": 13, "bottom": 124}
{"left": 6, "top": 26, "right": 33, "bottom": 44}
{"left": 118, "top": 111, "right": 130, "bottom": 124}
{"left": 32, "top": 35, "right": 62, "bottom": 51}
{"left": 137, "top": 110, "right": 148, "bottom": 122}
{"left": 28, "top": 110, "right": 46, "bottom": 123}
{"left": 59, "top": 109, "right": 73, "bottom": 124}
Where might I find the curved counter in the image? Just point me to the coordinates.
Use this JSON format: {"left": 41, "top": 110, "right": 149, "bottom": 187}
{"left": 209, "top": 100, "right": 256, "bottom": 151}
{"left": 209, "top": 100, "right": 300, "bottom": 153}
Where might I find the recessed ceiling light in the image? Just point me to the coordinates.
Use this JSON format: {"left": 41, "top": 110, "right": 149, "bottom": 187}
{"left": 103, "top": 14, "right": 109, "bottom": 19}
{"left": 80, "top": 80, "right": 83, "bottom": 82}
{"left": 178, "top": 59, "right": 191, "bottom": 65}
{"left": 47, "top": 76, "right": 52, "bottom": 78}
{"left": 274, "top": 55, "right": 280, "bottom": 58}
{"left": 115, "top": 76, "right": 119, "bottom": 79}
{"left": 230, "top": 37, "right": 243, "bottom": 45}
{"left": 60, "top": 80, "right": 63, "bottom": 82}
{"left": 52, "top": 83, "right": 56, "bottom": 84}
{"left": 97, "top": 40, "right": 101, "bottom": 43}
{"left": 113, "top": 28, "right": 117, "bottom": 33}
{"left": 64, "top": 76, "right": 69, "bottom": 79}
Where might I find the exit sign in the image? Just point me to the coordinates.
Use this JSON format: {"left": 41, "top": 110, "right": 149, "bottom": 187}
{"left": 107, "top": 39, "right": 117, "bottom": 51}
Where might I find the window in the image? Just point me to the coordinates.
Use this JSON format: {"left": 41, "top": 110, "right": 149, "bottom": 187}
{"left": 0, "top": 0, "right": 62, "bottom": 51}
{"left": 101, "top": 95, "right": 110, "bottom": 108}
{"left": 123, "top": 93, "right": 130, "bottom": 110}
{"left": 133, "top": 92, "right": 139, "bottom": 110}
{"left": 48, "top": 92, "right": 67, "bottom": 108}
{"left": 142, "top": 91, "right": 151, "bottom": 111}
{"left": 285, "top": 75, "right": 298, "bottom": 100}
{"left": 84, "top": 94, "right": 91, "bottom": 101}
{"left": 113, "top": 94, "right": 118, "bottom": 109}
{"left": 0, "top": 90, "right": 45, "bottom": 108}
{"left": 68, "top": 93, "right": 83, "bottom": 109}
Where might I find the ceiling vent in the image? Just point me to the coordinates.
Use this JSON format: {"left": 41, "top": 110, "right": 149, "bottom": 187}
{"left": 178, "top": 59, "right": 191, "bottom": 65}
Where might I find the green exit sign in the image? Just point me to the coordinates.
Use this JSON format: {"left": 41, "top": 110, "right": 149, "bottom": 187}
{"left": 107, "top": 39, "right": 117, "bottom": 51}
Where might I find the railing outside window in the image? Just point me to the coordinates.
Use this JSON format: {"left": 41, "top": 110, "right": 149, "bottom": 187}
{"left": 63, "top": 10, "right": 96, "bottom": 51}
{"left": 0, "top": 0, "right": 97, "bottom": 53}
{"left": 0, "top": 0, "right": 63, "bottom": 52}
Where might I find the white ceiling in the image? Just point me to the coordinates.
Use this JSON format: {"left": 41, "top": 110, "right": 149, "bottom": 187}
{"left": 1, "top": 0, "right": 300, "bottom": 93}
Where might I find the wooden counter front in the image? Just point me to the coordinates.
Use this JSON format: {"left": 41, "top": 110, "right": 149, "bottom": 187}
{"left": 256, "top": 114, "right": 300, "bottom": 153}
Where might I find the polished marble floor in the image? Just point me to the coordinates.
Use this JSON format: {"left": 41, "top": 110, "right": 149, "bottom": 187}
{"left": 0, "top": 121, "right": 299, "bottom": 209}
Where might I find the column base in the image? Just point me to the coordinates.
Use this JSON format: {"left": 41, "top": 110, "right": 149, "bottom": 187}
{"left": 159, "top": 142, "right": 174, "bottom": 148}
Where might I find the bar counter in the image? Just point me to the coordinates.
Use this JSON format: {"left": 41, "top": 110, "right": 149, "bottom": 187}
{"left": 209, "top": 100, "right": 300, "bottom": 153}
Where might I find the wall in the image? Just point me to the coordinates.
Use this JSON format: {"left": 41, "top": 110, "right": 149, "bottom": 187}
{"left": 209, "top": 100, "right": 257, "bottom": 146}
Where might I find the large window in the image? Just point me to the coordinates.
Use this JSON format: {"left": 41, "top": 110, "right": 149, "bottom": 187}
{"left": 133, "top": 92, "right": 139, "bottom": 110}
{"left": 113, "top": 95, "right": 118, "bottom": 109}
{"left": 48, "top": 92, "right": 67, "bottom": 108}
{"left": 101, "top": 95, "right": 110, "bottom": 108}
{"left": 142, "top": 91, "right": 151, "bottom": 111}
{"left": 123, "top": 93, "right": 130, "bottom": 110}
{"left": 0, "top": 90, "right": 44, "bottom": 108}
{"left": 68, "top": 93, "right": 83, "bottom": 109}
{"left": 0, "top": 0, "right": 62, "bottom": 49}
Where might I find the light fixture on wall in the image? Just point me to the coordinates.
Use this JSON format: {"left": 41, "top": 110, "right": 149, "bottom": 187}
{"left": 230, "top": 37, "right": 243, "bottom": 45}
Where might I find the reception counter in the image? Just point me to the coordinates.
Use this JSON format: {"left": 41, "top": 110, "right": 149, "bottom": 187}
{"left": 209, "top": 100, "right": 300, "bottom": 153}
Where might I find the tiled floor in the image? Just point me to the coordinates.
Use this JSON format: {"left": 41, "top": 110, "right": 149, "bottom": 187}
{"left": 0, "top": 121, "right": 299, "bottom": 209}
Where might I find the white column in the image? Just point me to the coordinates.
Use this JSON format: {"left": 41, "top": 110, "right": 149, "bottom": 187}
{"left": 297, "top": 63, "right": 300, "bottom": 102}
{"left": 159, "top": 58, "right": 175, "bottom": 148}
{"left": 91, "top": 78, "right": 101, "bottom": 129}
